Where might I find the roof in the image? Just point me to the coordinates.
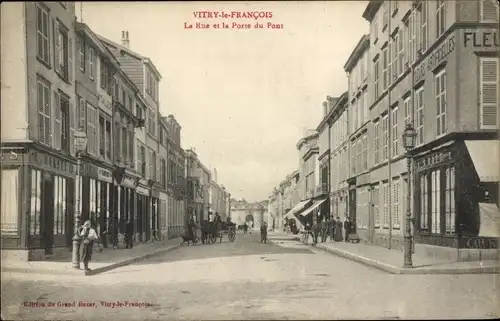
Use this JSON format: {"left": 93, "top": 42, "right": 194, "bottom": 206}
{"left": 362, "top": 0, "right": 383, "bottom": 22}
{"left": 296, "top": 131, "right": 319, "bottom": 150}
{"left": 75, "top": 23, "right": 120, "bottom": 71}
{"left": 343, "top": 34, "right": 370, "bottom": 72}
{"left": 96, "top": 34, "right": 162, "bottom": 81}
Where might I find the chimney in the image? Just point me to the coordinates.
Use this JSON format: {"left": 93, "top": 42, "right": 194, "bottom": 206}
{"left": 121, "top": 30, "right": 129, "bottom": 48}
{"left": 323, "top": 101, "right": 328, "bottom": 117}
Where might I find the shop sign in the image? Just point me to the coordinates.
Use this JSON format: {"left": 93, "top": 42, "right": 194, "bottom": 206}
{"left": 414, "top": 34, "right": 456, "bottom": 83}
{"left": 416, "top": 150, "right": 452, "bottom": 169}
{"left": 97, "top": 167, "right": 113, "bottom": 183}
{"left": 136, "top": 185, "right": 149, "bottom": 196}
{"left": 121, "top": 177, "right": 136, "bottom": 189}
{"left": 464, "top": 30, "right": 499, "bottom": 48}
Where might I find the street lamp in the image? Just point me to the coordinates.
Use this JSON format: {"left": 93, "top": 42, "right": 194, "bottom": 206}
{"left": 402, "top": 123, "right": 417, "bottom": 268}
{"left": 72, "top": 131, "right": 88, "bottom": 269}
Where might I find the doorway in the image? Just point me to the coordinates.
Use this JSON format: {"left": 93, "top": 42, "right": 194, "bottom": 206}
{"left": 41, "top": 173, "right": 54, "bottom": 255}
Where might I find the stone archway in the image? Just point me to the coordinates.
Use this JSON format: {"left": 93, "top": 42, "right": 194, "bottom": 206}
{"left": 245, "top": 214, "right": 254, "bottom": 228}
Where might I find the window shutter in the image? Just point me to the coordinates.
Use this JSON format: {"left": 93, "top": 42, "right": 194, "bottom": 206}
{"left": 481, "top": 0, "right": 499, "bottom": 22}
{"left": 54, "top": 92, "right": 62, "bottom": 150}
{"left": 69, "top": 99, "right": 75, "bottom": 156}
{"left": 54, "top": 19, "right": 60, "bottom": 73}
{"left": 480, "top": 58, "right": 498, "bottom": 129}
{"left": 68, "top": 37, "right": 73, "bottom": 83}
{"left": 44, "top": 85, "right": 51, "bottom": 146}
{"left": 78, "top": 97, "right": 86, "bottom": 130}
{"left": 86, "top": 104, "right": 92, "bottom": 154}
{"left": 92, "top": 50, "right": 97, "bottom": 80}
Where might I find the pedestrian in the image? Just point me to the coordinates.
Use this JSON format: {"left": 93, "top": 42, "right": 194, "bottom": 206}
{"left": 79, "top": 220, "right": 99, "bottom": 272}
{"left": 334, "top": 216, "right": 343, "bottom": 242}
{"left": 304, "top": 222, "right": 312, "bottom": 244}
{"left": 260, "top": 222, "right": 268, "bottom": 243}
{"left": 321, "top": 217, "right": 328, "bottom": 243}
{"left": 344, "top": 217, "right": 352, "bottom": 242}
{"left": 328, "top": 216, "right": 335, "bottom": 242}
{"left": 243, "top": 222, "right": 248, "bottom": 234}
{"left": 312, "top": 219, "right": 320, "bottom": 245}
{"left": 125, "top": 218, "right": 134, "bottom": 249}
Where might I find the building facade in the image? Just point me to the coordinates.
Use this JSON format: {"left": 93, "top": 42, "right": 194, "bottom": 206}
{"left": 208, "top": 168, "right": 229, "bottom": 220}
{"left": 358, "top": 0, "right": 499, "bottom": 258}
{"left": 185, "top": 149, "right": 212, "bottom": 223}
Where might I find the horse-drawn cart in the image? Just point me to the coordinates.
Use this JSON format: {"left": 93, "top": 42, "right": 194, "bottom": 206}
{"left": 201, "top": 220, "right": 236, "bottom": 244}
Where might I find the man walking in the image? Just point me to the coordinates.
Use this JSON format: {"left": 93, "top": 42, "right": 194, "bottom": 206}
{"left": 344, "top": 217, "right": 352, "bottom": 242}
{"left": 321, "top": 217, "right": 328, "bottom": 243}
{"left": 79, "top": 220, "right": 99, "bottom": 272}
{"left": 125, "top": 218, "right": 134, "bottom": 249}
{"left": 328, "top": 216, "right": 335, "bottom": 242}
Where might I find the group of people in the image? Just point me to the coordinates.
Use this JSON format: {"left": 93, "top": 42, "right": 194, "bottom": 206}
{"left": 304, "top": 216, "right": 354, "bottom": 245}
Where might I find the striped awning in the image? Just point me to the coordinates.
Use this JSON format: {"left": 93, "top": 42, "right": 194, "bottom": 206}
{"left": 282, "top": 199, "right": 312, "bottom": 218}
{"left": 300, "top": 198, "right": 327, "bottom": 216}
{"left": 465, "top": 140, "right": 499, "bottom": 182}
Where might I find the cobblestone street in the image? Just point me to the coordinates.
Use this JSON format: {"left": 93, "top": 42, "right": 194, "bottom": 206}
{"left": 1, "top": 232, "right": 498, "bottom": 320}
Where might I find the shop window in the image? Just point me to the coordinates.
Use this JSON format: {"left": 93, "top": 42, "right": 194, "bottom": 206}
{"left": 30, "top": 170, "right": 42, "bottom": 236}
{"left": 436, "top": 0, "right": 446, "bottom": 38}
{"left": 53, "top": 176, "right": 67, "bottom": 235}
{"left": 444, "top": 167, "right": 456, "bottom": 234}
{"left": 1, "top": 170, "right": 19, "bottom": 235}
{"left": 373, "top": 185, "right": 380, "bottom": 228}
{"left": 420, "top": 173, "right": 429, "bottom": 231}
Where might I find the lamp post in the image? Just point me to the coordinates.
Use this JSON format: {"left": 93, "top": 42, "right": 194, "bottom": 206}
{"left": 72, "top": 131, "right": 88, "bottom": 269}
{"left": 402, "top": 123, "right": 417, "bottom": 268}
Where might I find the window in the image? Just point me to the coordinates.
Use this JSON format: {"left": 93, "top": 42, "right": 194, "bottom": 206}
{"left": 58, "top": 94, "right": 70, "bottom": 152}
{"left": 136, "top": 104, "right": 143, "bottom": 119}
{"left": 122, "top": 87, "right": 127, "bottom": 106}
{"left": 1, "top": 170, "right": 19, "bottom": 235}
{"left": 114, "top": 121, "right": 121, "bottom": 160}
{"left": 352, "top": 102, "right": 357, "bottom": 131}
{"left": 398, "top": 28, "right": 404, "bottom": 75}
{"left": 36, "top": 4, "right": 50, "bottom": 64}
{"left": 100, "top": 59, "right": 108, "bottom": 90}
{"left": 404, "top": 96, "right": 412, "bottom": 125}
{"left": 128, "top": 95, "right": 133, "bottom": 112}
{"left": 105, "top": 121, "right": 111, "bottom": 159}
{"left": 78, "top": 97, "right": 86, "bottom": 130}
{"left": 86, "top": 103, "right": 97, "bottom": 155}
{"left": 356, "top": 138, "right": 362, "bottom": 173}
{"left": 383, "top": 183, "right": 389, "bottom": 228}
{"left": 148, "top": 109, "right": 156, "bottom": 136}
{"left": 140, "top": 145, "right": 146, "bottom": 177}
{"left": 37, "top": 80, "right": 51, "bottom": 146}
{"left": 373, "top": 17, "right": 378, "bottom": 43}
{"left": 415, "top": 87, "right": 424, "bottom": 145}
{"left": 351, "top": 140, "right": 356, "bottom": 174}
{"left": 420, "top": 0, "right": 428, "bottom": 53}
{"left": 122, "top": 126, "right": 128, "bottom": 163}
{"left": 383, "top": 46, "right": 388, "bottom": 91}
{"left": 373, "top": 185, "right": 380, "bottom": 228}
{"left": 362, "top": 134, "right": 368, "bottom": 170}
{"left": 29, "top": 170, "right": 42, "bottom": 236}
{"left": 129, "top": 129, "right": 134, "bottom": 165}
{"left": 480, "top": 57, "right": 499, "bottom": 129}
{"left": 78, "top": 37, "right": 85, "bottom": 71}
{"left": 392, "top": 179, "right": 400, "bottom": 229}
{"left": 382, "top": 115, "right": 389, "bottom": 161}
{"left": 392, "top": 33, "right": 399, "bottom": 81}
{"left": 481, "top": 0, "right": 499, "bottom": 22}
{"left": 161, "top": 158, "right": 167, "bottom": 187}
{"left": 53, "top": 176, "right": 66, "bottom": 235}
{"left": 409, "top": 11, "right": 416, "bottom": 66}
{"left": 436, "top": 0, "right": 446, "bottom": 38}
{"left": 99, "top": 116, "right": 105, "bottom": 157}
{"left": 374, "top": 121, "right": 380, "bottom": 164}
{"left": 363, "top": 90, "right": 369, "bottom": 122}
{"left": 431, "top": 169, "right": 441, "bottom": 234}
{"left": 89, "top": 48, "right": 95, "bottom": 79}
{"left": 435, "top": 70, "right": 447, "bottom": 136}
{"left": 54, "top": 21, "right": 69, "bottom": 80}
{"left": 152, "top": 151, "right": 157, "bottom": 181}
{"left": 382, "top": 2, "right": 388, "bottom": 30}
{"left": 444, "top": 167, "right": 456, "bottom": 234}
{"left": 391, "top": 107, "right": 399, "bottom": 157}
{"left": 374, "top": 58, "right": 380, "bottom": 100}
{"left": 419, "top": 173, "right": 429, "bottom": 231}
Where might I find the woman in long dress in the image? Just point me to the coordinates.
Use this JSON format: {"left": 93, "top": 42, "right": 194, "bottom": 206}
{"left": 334, "top": 217, "right": 343, "bottom": 242}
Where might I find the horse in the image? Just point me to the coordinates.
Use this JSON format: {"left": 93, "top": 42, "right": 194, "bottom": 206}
{"left": 180, "top": 222, "right": 198, "bottom": 246}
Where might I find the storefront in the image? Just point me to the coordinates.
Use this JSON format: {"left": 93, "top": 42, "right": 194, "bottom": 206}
{"left": 1, "top": 146, "right": 76, "bottom": 261}
{"left": 414, "top": 134, "right": 499, "bottom": 251}
{"left": 159, "top": 190, "right": 168, "bottom": 240}
{"left": 136, "top": 183, "right": 150, "bottom": 242}
{"left": 151, "top": 187, "right": 160, "bottom": 241}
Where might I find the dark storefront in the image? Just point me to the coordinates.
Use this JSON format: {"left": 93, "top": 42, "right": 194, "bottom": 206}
{"left": 151, "top": 186, "right": 160, "bottom": 241}
{"left": 136, "top": 184, "right": 150, "bottom": 242}
{"left": 414, "top": 135, "right": 499, "bottom": 250}
{"left": 1, "top": 146, "right": 76, "bottom": 261}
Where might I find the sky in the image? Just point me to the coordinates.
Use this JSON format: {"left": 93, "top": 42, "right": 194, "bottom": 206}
{"left": 78, "top": 1, "right": 369, "bottom": 202}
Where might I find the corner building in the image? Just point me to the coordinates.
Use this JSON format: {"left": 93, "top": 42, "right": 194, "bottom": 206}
{"left": 361, "top": 0, "right": 498, "bottom": 260}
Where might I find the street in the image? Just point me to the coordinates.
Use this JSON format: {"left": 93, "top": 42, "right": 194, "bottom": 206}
{"left": 1, "top": 231, "right": 498, "bottom": 320}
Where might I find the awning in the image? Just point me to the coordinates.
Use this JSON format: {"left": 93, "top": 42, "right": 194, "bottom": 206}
{"left": 283, "top": 199, "right": 312, "bottom": 218}
{"left": 478, "top": 202, "right": 500, "bottom": 237}
{"left": 300, "top": 198, "right": 327, "bottom": 216}
{"left": 465, "top": 140, "right": 499, "bottom": 182}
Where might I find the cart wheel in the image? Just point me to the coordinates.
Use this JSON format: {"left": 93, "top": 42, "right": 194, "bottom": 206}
{"left": 228, "top": 228, "right": 236, "bottom": 243}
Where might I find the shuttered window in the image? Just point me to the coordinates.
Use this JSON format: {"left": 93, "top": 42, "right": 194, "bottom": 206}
{"left": 404, "top": 96, "right": 412, "bottom": 125}
{"left": 382, "top": 114, "right": 389, "bottom": 161}
{"left": 392, "top": 179, "right": 400, "bottom": 230}
{"left": 391, "top": 107, "right": 399, "bottom": 157}
{"left": 37, "top": 80, "right": 51, "bottom": 146}
{"left": 36, "top": 4, "right": 50, "bottom": 64}
{"left": 54, "top": 91, "right": 62, "bottom": 150}
{"left": 373, "top": 185, "right": 380, "bottom": 228}
{"left": 373, "top": 121, "right": 380, "bottom": 164}
{"left": 435, "top": 70, "right": 447, "bottom": 136}
{"left": 78, "top": 97, "right": 86, "bottom": 130}
{"left": 383, "top": 183, "right": 389, "bottom": 228}
{"left": 86, "top": 103, "right": 97, "bottom": 155}
{"left": 480, "top": 57, "right": 498, "bottom": 129}
{"left": 416, "top": 87, "right": 424, "bottom": 145}
{"left": 481, "top": 0, "right": 499, "bottom": 22}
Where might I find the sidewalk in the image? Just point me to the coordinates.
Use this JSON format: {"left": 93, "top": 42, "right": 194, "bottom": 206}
{"left": 267, "top": 230, "right": 300, "bottom": 242}
{"left": 1, "top": 238, "right": 182, "bottom": 277}
{"left": 311, "top": 240, "right": 499, "bottom": 275}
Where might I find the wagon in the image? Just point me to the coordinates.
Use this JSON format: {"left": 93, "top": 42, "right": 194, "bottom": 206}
{"left": 211, "top": 221, "right": 236, "bottom": 244}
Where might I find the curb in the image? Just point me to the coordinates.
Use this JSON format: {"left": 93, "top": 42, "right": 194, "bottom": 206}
{"left": 2, "top": 243, "right": 182, "bottom": 277}
{"left": 316, "top": 244, "right": 500, "bottom": 275}
{"left": 85, "top": 244, "right": 181, "bottom": 276}
{"left": 268, "top": 236, "right": 301, "bottom": 242}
